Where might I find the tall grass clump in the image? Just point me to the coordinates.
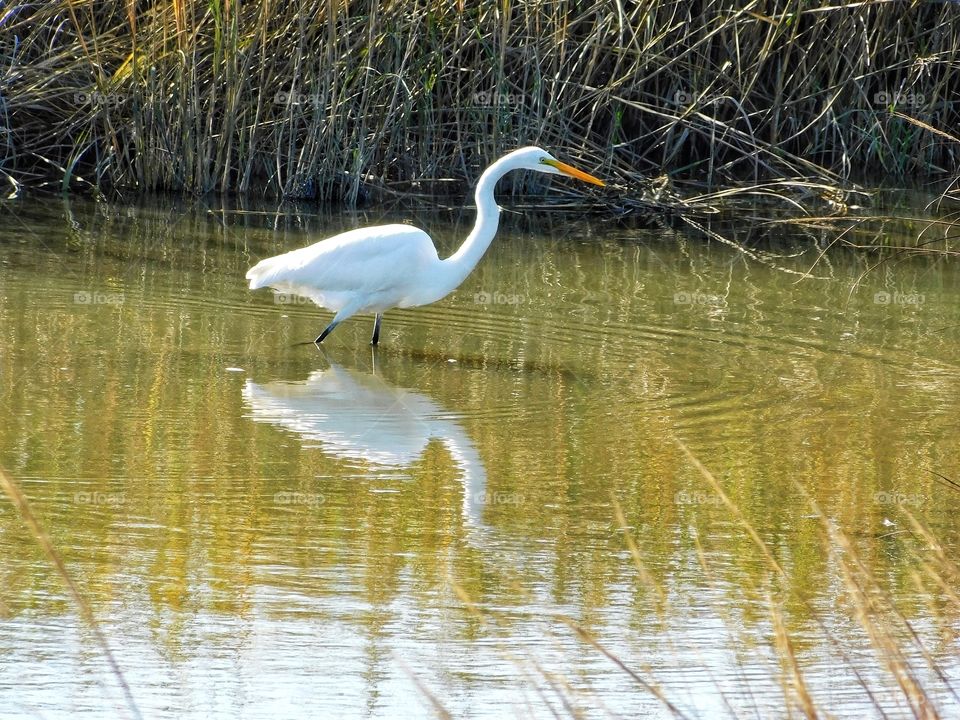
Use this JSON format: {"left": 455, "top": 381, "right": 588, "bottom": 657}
{"left": 1, "top": 1, "right": 958, "bottom": 202}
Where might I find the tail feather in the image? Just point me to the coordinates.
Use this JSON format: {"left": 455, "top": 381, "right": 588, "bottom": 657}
{"left": 246, "top": 255, "right": 286, "bottom": 290}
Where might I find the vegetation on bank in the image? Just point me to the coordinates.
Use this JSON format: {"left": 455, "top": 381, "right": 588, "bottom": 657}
{"left": 1, "top": 1, "right": 959, "bottom": 207}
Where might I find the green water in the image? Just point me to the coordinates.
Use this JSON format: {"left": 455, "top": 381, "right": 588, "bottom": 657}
{"left": 0, "top": 198, "right": 958, "bottom": 719}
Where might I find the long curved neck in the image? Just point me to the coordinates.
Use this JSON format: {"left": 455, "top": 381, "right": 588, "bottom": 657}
{"left": 438, "top": 156, "right": 513, "bottom": 294}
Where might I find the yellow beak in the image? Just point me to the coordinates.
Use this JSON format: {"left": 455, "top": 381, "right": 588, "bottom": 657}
{"left": 543, "top": 158, "right": 606, "bottom": 187}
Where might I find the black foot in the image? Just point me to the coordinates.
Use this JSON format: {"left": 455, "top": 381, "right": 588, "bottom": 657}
{"left": 316, "top": 321, "right": 338, "bottom": 344}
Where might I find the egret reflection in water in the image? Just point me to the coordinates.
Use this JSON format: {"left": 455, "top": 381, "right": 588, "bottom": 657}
{"left": 242, "top": 359, "right": 487, "bottom": 528}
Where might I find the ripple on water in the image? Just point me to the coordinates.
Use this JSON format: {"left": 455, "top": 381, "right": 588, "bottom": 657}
{"left": 3, "top": 201, "right": 960, "bottom": 720}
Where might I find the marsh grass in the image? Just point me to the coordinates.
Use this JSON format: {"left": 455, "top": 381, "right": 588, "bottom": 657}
{"left": 1, "top": 1, "right": 958, "bottom": 207}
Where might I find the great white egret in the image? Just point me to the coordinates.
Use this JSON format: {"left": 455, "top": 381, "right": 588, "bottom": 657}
{"left": 246, "top": 146, "right": 604, "bottom": 345}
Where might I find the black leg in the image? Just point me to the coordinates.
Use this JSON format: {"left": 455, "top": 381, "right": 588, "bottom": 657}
{"left": 370, "top": 313, "right": 383, "bottom": 346}
{"left": 315, "top": 320, "right": 339, "bottom": 344}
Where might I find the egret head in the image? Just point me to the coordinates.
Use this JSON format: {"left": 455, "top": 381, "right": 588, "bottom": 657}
{"left": 505, "top": 146, "right": 605, "bottom": 186}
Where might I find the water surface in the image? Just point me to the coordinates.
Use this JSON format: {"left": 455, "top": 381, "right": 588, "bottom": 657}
{"left": 1, "top": 198, "right": 958, "bottom": 718}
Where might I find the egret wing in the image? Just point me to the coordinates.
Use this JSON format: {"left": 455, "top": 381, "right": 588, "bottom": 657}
{"left": 246, "top": 224, "right": 438, "bottom": 310}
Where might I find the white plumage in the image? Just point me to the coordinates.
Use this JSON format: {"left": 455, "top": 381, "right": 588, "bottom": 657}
{"left": 246, "top": 146, "right": 604, "bottom": 345}
{"left": 247, "top": 224, "right": 440, "bottom": 312}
